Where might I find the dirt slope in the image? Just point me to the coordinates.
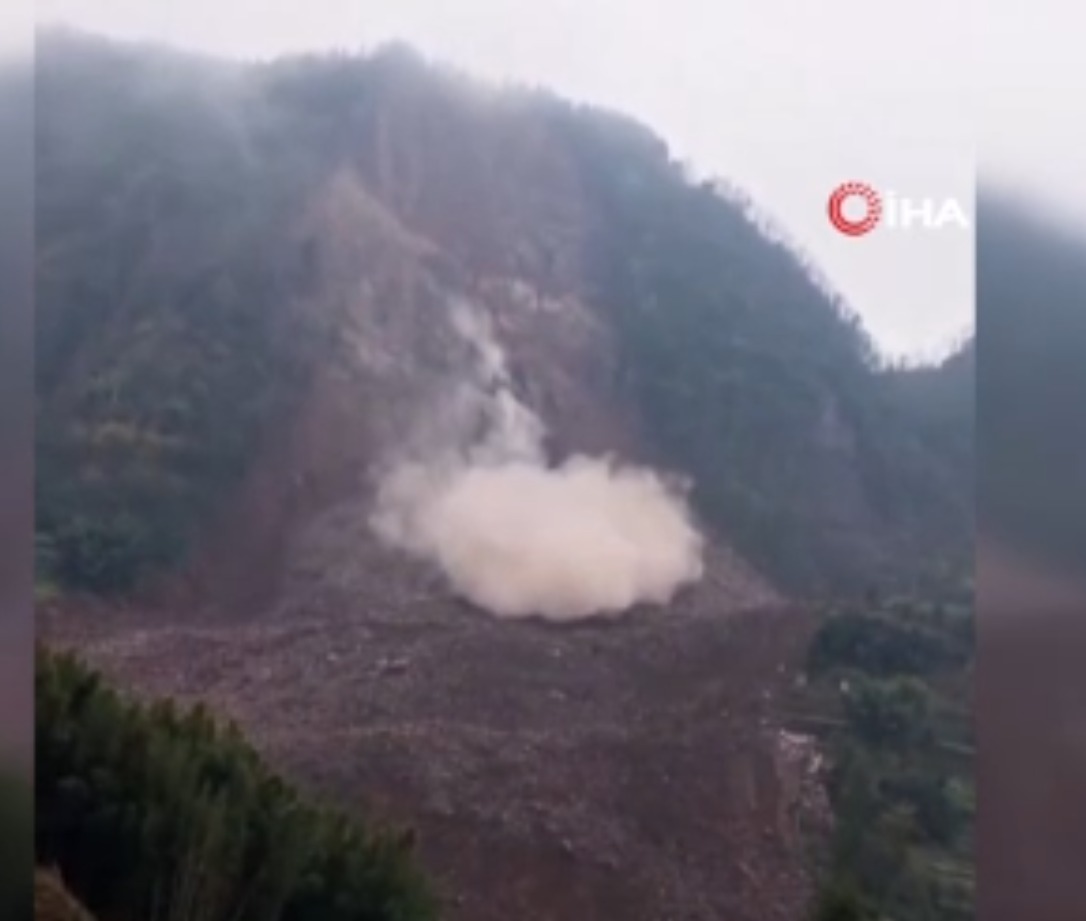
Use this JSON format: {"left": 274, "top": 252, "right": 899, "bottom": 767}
{"left": 42, "top": 589, "right": 825, "bottom": 921}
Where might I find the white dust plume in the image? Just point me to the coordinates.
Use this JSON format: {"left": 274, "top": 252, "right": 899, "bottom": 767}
{"left": 370, "top": 299, "right": 704, "bottom": 620}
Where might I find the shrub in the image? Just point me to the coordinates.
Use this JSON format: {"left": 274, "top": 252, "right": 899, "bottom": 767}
{"left": 36, "top": 648, "right": 438, "bottom": 921}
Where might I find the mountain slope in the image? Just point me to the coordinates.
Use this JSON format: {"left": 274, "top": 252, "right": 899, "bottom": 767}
{"left": 36, "top": 28, "right": 974, "bottom": 921}
{"left": 35, "top": 29, "right": 971, "bottom": 603}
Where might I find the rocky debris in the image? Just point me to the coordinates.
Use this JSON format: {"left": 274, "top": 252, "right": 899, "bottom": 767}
{"left": 375, "top": 656, "right": 411, "bottom": 676}
{"left": 773, "top": 729, "right": 833, "bottom": 847}
{"left": 45, "top": 589, "right": 823, "bottom": 921}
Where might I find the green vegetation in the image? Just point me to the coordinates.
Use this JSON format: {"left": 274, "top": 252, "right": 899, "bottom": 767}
{"left": 808, "top": 605, "right": 970, "bottom": 677}
{"left": 36, "top": 30, "right": 321, "bottom": 593}
{"left": 796, "top": 594, "right": 974, "bottom": 921}
{"left": 36, "top": 647, "right": 439, "bottom": 921}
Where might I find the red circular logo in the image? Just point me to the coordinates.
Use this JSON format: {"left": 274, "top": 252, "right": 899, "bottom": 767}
{"left": 828, "top": 182, "right": 882, "bottom": 236}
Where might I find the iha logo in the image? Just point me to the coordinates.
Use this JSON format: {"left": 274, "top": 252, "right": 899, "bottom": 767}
{"left": 828, "top": 181, "right": 970, "bottom": 236}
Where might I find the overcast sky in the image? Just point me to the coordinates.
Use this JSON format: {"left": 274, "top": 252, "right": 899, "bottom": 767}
{"left": 32, "top": 1, "right": 1078, "bottom": 359}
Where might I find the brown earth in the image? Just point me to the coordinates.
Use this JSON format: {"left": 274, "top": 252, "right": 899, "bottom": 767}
{"left": 41, "top": 588, "right": 826, "bottom": 921}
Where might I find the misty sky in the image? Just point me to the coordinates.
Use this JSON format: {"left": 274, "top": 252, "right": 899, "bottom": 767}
{"left": 33, "top": 1, "right": 1077, "bottom": 358}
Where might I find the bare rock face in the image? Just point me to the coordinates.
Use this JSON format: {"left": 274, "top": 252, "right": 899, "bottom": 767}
{"left": 170, "top": 162, "right": 777, "bottom": 621}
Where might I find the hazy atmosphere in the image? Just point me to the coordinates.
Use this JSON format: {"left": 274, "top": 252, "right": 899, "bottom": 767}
{"left": 37, "top": 0, "right": 981, "bottom": 359}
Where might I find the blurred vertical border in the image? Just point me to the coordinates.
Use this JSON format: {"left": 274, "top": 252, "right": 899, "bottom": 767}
{"left": 977, "top": 4, "right": 1086, "bottom": 920}
{"left": 0, "top": 2, "right": 34, "bottom": 917}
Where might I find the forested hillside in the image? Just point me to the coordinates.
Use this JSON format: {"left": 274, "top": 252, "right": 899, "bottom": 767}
{"left": 800, "top": 589, "right": 975, "bottom": 920}
{"left": 35, "top": 28, "right": 972, "bottom": 600}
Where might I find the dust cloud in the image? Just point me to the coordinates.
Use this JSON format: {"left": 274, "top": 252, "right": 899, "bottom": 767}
{"left": 370, "top": 299, "right": 704, "bottom": 620}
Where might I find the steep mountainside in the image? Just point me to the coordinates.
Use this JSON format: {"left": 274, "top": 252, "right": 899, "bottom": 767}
{"left": 36, "top": 29, "right": 971, "bottom": 604}
{"left": 36, "top": 29, "right": 974, "bottom": 921}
